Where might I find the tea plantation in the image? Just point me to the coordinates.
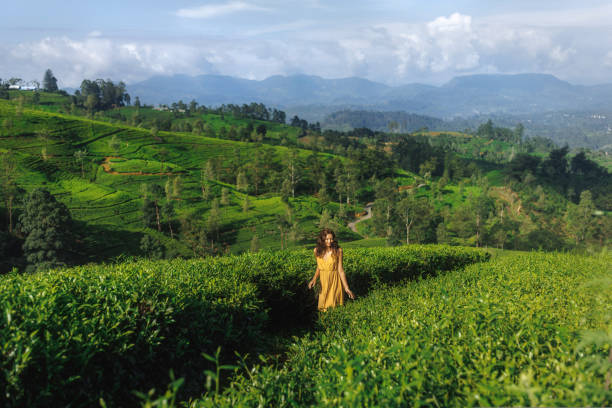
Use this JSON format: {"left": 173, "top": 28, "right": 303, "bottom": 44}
{"left": 0, "top": 245, "right": 487, "bottom": 407}
{"left": 185, "top": 250, "right": 611, "bottom": 407}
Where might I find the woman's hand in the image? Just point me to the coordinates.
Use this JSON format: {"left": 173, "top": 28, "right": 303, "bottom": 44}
{"left": 308, "top": 278, "right": 316, "bottom": 289}
{"left": 345, "top": 288, "right": 355, "bottom": 299}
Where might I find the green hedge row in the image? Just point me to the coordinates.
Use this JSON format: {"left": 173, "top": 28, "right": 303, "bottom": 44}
{"left": 0, "top": 260, "right": 265, "bottom": 407}
{"left": 0, "top": 245, "right": 488, "bottom": 407}
{"left": 191, "top": 251, "right": 612, "bottom": 407}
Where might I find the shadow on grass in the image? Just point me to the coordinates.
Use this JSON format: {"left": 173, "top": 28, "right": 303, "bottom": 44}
{"left": 72, "top": 221, "right": 145, "bottom": 263}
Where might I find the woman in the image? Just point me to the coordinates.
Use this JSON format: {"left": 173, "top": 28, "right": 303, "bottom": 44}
{"left": 308, "top": 229, "right": 355, "bottom": 310}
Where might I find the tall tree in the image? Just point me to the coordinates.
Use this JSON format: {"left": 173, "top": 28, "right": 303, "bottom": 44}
{"left": 566, "top": 190, "right": 597, "bottom": 244}
{"left": 284, "top": 149, "right": 303, "bottom": 198}
{"left": 236, "top": 171, "right": 249, "bottom": 193}
{"left": 42, "top": 69, "right": 58, "bottom": 92}
{"left": 73, "top": 149, "right": 88, "bottom": 178}
{"left": 396, "top": 193, "right": 433, "bottom": 245}
{"left": 206, "top": 199, "right": 221, "bottom": 244}
{"left": 0, "top": 151, "right": 19, "bottom": 233}
{"left": 19, "top": 188, "right": 73, "bottom": 271}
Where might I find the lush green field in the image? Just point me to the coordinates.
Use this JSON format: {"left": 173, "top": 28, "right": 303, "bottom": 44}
{"left": 0, "top": 97, "right": 344, "bottom": 261}
{"left": 185, "top": 250, "right": 611, "bottom": 407}
{"left": 0, "top": 245, "right": 487, "bottom": 407}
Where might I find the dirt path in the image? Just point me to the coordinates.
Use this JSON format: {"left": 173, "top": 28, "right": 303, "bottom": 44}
{"left": 348, "top": 202, "right": 373, "bottom": 233}
{"left": 100, "top": 156, "right": 177, "bottom": 176}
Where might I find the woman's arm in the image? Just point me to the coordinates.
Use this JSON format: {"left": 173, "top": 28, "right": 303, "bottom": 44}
{"left": 337, "top": 248, "right": 355, "bottom": 299}
{"left": 308, "top": 267, "right": 320, "bottom": 289}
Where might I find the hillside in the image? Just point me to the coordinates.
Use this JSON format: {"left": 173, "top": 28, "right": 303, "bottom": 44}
{"left": 0, "top": 93, "right": 363, "bottom": 270}
{"left": 0, "top": 89, "right": 610, "bottom": 274}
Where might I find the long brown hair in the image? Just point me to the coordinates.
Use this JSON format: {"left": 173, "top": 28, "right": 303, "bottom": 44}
{"left": 315, "top": 228, "right": 340, "bottom": 261}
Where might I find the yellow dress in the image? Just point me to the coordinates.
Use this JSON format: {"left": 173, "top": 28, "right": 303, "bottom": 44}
{"left": 316, "top": 252, "right": 344, "bottom": 310}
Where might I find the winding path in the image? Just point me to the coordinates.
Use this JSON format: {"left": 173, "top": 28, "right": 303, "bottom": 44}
{"left": 348, "top": 202, "right": 373, "bottom": 233}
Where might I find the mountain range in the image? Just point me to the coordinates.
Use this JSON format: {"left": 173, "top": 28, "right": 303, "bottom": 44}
{"left": 127, "top": 73, "right": 612, "bottom": 120}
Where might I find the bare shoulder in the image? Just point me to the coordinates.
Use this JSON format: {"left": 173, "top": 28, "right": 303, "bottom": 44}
{"left": 338, "top": 247, "right": 343, "bottom": 256}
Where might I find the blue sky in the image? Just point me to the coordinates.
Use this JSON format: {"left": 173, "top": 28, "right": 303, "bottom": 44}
{"left": 2, "top": 1, "right": 612, "bottom": 87}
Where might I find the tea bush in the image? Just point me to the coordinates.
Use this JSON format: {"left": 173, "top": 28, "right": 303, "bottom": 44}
{"left": 192, "top": 251, "right": 612, "bottom": 407}
{"left": 0, "top": 259, "right": 265, "bottom": 407}
{"left": 0, "top": 245, "right": 486, "bottom": 407}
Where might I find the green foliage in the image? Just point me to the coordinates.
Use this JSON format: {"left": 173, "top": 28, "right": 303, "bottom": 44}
{"left": 191, "top": 251, "right": 612, "bottom": 407}
{"left": 42, "top": 69, "right": 58, "bottom": 92}
{"left": 18, "top": 188, "right": 73, "bottom": 272}
{"left": 0, "top": 258, "right": 266, "bottom": 407}
{"left": 0, "top": 245, "right": 486, "bottom": 407}
{"left": 140, "top": 234, "right": 164, "bottom": 259}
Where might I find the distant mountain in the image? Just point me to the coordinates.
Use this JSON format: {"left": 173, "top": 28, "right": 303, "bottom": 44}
{"left": 128, "top": 74, "right": 393, "bottom": 107}
{"left": 127, "top": 73, "right": 612, "bottom": 148}
{"left": 127, "top": 73, "right": 612, "bottom": 120}
{"left": 322, "top": 110, "right": 445, "bottom": 133}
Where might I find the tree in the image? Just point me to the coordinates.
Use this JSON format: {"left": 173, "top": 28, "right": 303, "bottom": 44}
{"left": 161, "top": 200, "right": 176, "bottom": 239}
{"left": 19, "top": 188, "right": 73, "bottom": 272}
{"left": 372, "top": 178, "right": 398, "bottom": 237}
{"left": 73, "top": 149, "right": 88, "bottom": 178}
{"left": 566, "top": 190, "right": 597, "bottom": 244}
{"left": 221, "top": 188, "right": 230, "bottom": 207}
{"left": 318, "top": 208, "right": 333, "bottom": 230}
{"left": 284, "top": 149, "right": 303, "bottom": 198}
{"left": 206, "top": 199, "right": 221, "bottom": 243}
{"left": 396, "top": 193, "right": 432, "bottom": 245}
{"left": 134, "top": 96, "right": 141, "bottom": 108}
{"left": 108, "top": 135, "right": 121, "bottom": 153}
{"left": 85, "top": 94, "right": 98, "bottom": 115}
{"left": 276, "top": 210, "right": 291, "bottom": 250}
{"left": 0, "top": 151, "right": 20, "bottom": 233}
{"left": 236, "top": 171, "right": 248, "bottom": 193}
{"left": 256, "top": 124, "right": 267, "bottom": 139}
{"left": 142, "top": 184, "right": 164, "bottom": 232}
{"left": 242, "top": 195, "right": 250, "bottom": 213}
{"left": 42, "top": 69, "right": 58, "bottom": 92}
{"left": 157, "top": 148, "right": 170, "bottom": 172}
{"left": 150, "top": 126, "right": 159, "bottom": 140}
{"left": 140, "top": 235, "right": 164, "bottom": 259}
{"left": 180, "top": 216, "right": 209, "bottom": 257}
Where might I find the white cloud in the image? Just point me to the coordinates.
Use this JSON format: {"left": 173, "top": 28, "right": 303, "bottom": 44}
{"left": 2, "top": 10, "right": 611, "bottom": 89}
{"left": 175, "top": 2, "right": 269, "bottom": 19}
{"left": 2, "top": 36, "right": 216, "bottom": 87}
{"left": 484, "top": 4, "right": 612, "bottom": 28}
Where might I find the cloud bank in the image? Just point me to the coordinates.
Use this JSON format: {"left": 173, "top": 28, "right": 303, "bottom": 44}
{"left": 0, "top": 11, "right": 608, "bottom": 88}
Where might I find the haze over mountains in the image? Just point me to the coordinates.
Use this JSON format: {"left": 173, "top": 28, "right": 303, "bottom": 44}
{"left": 126, "top": 73, "right": 612, "bottom": 150}
{"left": 127, "top": 73, "right": 612, "bottom": 119}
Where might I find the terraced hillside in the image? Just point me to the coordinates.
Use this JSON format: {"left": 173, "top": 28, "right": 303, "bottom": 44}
{"left": 0, "top": 97, "right": 357, "bottom": 263}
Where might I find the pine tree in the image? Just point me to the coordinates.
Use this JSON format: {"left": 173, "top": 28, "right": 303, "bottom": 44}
{"left": 19, "top": 188, "right": 73, "bottom": 271}
{"left": 42, "top": 69, "right": 58, "bottom": 92}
